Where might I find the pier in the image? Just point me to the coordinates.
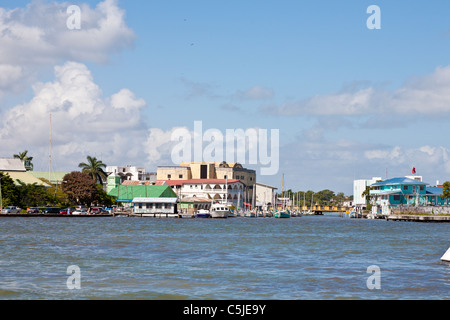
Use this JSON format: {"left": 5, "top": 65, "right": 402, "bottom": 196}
{"left": 386, "top": 214, "right": 450, "bottom": 222}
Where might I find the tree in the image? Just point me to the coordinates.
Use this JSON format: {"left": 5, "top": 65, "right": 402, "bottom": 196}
{"left": 15, "top": 181, "right": 49, "bottom": 208}
{"left": 78, "top": 156, "right": 107, "bottom": 184}
{"left": 38, "top": 178, "right": 69, "bottom": 207}
{"left": 0, "top": 173, "right": 20, "bottom": 207}
{"left": 315, "top": 189, "right": 335, "bottom": 205}
{"left": 13, "top": 150, "right": 33, "bottom": 171}
{"left": 62, "top": 172, "right": 99, "bottom": 206}
{"left": 443, "top": 181, "right": 450, "bottom": 204}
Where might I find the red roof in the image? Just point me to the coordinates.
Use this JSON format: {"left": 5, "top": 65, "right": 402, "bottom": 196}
{"left": 185, "top": 179, "right": 242, "bottom": 184}
{"left": 122, "top": 180, "right": 140, "bottom": 185}
{"left": 155, "top": 179, "right": 243, "bottom": 186}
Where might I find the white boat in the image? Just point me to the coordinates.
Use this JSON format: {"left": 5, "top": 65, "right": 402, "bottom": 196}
{"left": 195, "top": 209, "right": 211, "bottom": 218}
{"left": 210, "top": 203, "right": 229, "bottom": 218}
{"left": 243, "top": 210, "right": 256, "bottom": 217}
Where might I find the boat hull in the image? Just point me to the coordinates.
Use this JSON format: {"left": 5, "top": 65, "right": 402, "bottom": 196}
{"left": 210, "top": 211, "right": 228, "bottom": 218}
{"left": 274, "top": 211, "right": 290, "bottom": 218}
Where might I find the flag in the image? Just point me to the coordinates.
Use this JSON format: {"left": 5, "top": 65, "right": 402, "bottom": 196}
{"left": 412, "top": 167, "right": 416, "bottom": 174}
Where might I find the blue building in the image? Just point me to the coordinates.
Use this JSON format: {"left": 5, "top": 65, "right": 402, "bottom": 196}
{"left": 369, "top": 177, "right": 446, "bottom": 215}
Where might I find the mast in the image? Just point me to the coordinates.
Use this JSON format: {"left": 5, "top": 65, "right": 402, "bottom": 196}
{"left": 49, "top": 113, "right": 51, "bottom": 180}
{"left": 281, "top": 173, "right": 284, "bottom": 210}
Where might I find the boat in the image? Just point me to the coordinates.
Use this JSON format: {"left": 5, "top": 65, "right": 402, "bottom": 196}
{"left": 210, "top": 203, "right": 229, "bottom": 218}
{"left": 243, "top": 210, "right": 256, "bottom": 217}
{"left": 274, "top": 210, "right": 290, "bottom": 218}
{"left": 228, "top": 208, "right": 237, "bottom": 218}
{"left": 275, "top": 174, "right": 290, "bottom": 218}
{"left": 195, "top": 209, "right": 211, "bottom": 218}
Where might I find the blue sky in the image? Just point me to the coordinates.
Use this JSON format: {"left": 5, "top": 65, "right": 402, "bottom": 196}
{"left": 2, "top": 0, "right": 450, "bottom": 195}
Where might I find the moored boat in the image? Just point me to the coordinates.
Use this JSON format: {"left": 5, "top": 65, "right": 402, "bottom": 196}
{"left": 274, "top": 210, "right": 290, "bottom": 218}
{"left": 195, "top": 209, "right": 211, "bottom": 218}
{"left": 210, "top": 203, "right": 229, "bottom": 218}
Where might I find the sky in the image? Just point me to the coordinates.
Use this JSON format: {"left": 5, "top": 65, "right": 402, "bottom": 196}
{"left": 2, "top": 0, "right": 450, "bottom": 195}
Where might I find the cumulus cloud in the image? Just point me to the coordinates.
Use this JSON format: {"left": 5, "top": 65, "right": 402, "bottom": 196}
{"left": 0, "top": 61, "right": 147, "bottom": 170}
{"left": 364, "top": 145, "right": 450, "bottom": 177}
{"left": 264, "top": 65, "right": 450, "bottom": 117}
{"left": 0, "top": 0, "right": 135, "bottom": 101}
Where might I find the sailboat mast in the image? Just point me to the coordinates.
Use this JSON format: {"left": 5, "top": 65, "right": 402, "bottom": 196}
{"left": 281, "top": 173, "right": 284, "bottom": 210}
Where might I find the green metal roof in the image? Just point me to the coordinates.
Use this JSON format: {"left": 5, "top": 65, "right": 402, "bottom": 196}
{"left": 28, "top": 171, "right": 69, "bottom": 184}
{"left": 107, "top": 185, "right": 177, "bottom": 201}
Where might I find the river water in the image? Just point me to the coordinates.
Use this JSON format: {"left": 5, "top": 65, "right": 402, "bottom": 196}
{"left": 0, "top": 215, "right": 448, "bottom": 300}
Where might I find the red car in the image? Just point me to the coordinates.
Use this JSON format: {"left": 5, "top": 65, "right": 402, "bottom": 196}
{"left": 90, "top": 207, "right": 104, "bottom": 214}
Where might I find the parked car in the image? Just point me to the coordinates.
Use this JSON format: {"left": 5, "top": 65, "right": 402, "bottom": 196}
{"left": 2, "top": 206, "right": 21, "bottom": 214}
{"left": 27, "top": 207, "right": 40, "bottom": 214}
{"left": 60, "top": 208, "right": 76, "bottom": 215}
{"left": 72, "top": 209, "right": 87, "bottom": 215}
{"left": 42, "top": 208, "right": 61, "bottom": 214}
{"left": 90, "top": 207, "right": 106, "bottom": 214}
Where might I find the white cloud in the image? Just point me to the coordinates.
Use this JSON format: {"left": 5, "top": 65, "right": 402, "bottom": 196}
{"left": 0, "top": 0, "right": 135, "bottom": 101}
{"left": 265, "top": 65, "right": 450, "bottom": 117}
{"left": 364, "top": 145, "right": 450, "bottom": 177}
{"left": 237, "top": 85, "right": 274, "bottom": 100}
{"left": 0, "top": 61, "right": 148, "bottom": 171}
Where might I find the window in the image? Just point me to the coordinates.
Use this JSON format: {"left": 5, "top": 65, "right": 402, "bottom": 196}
{"left": 393, "top": 195, "right": 401, "bottom": 201}
{"left": 179, "top": 174, "right": 183, "bottom": 179}
{"left": 403, "top": 185, "right": 408, "bottom": 191}
{"left": 420, "top": 186, "right": 424, "bottom": 191}
{"left": 167, "top": 174, "right": 171, "bottom": 179}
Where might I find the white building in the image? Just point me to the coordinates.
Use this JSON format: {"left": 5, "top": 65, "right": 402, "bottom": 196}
{"left": 106, "top": 165, "right": 156, "bottom": 183}
{"left": 353, "top": 177, "right": 382, "bottom": 208}
{"left": 255, "top": 182, "right": 277, "bottom": 210}
{"left": 159, "top": 179, "right": 245, "bottom": 208}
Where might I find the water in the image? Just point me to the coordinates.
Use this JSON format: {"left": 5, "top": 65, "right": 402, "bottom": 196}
{"left": 0, "top": 215, "right": 448, "bottom": 300}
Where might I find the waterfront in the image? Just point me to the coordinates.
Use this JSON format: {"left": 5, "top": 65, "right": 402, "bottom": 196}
{"left": 0, "top": 215, "right": 448, "bottom": 300}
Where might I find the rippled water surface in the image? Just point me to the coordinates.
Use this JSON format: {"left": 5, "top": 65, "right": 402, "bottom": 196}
{"left": 0, "top": 215, "right": 448, "bottom": 299}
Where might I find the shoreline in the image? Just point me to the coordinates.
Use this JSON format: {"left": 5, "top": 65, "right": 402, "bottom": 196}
{"left": 386, "top": 214, "right": 450, "bottom": 222}
{"left": 0, "top": 213, "right": 113, "bottom": 217}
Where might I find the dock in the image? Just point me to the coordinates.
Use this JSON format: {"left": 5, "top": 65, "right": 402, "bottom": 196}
{"left": 386, "top": 214, "right": 450, "bottom": 222}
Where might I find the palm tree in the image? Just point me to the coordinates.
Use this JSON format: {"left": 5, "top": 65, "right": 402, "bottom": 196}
{"left": 78, "top": 156, "right": 107, "bottom": 185}
{"left": 13, "top": 150, "right": 33, "bottom": 171}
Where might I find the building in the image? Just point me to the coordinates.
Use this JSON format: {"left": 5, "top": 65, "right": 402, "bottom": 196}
{"left": 157, "top": 161, "right": 256, "bottom": 205}
{"left": 106, "top": 165, "right": 156, "bottom": 193}
{"left": 107, "top": 184, "right": 177, "bottom": 203}
{"left": 106, "top": 165, "right": 156, "bottom": 184}
{"left": 255, "top": 182, "right": 277, "bottom": 210}
{"left": 369, "top": 177, "right": 447, "bottom": 215}
{"left": 132, "top": 197, "right": 178, "bottom": 216}
{"left": 0, "top": 158, "right": 50, "bottom": 187}
{"left": 159, "top": 178, "right": 245, "bottom": 209}
{"left": 353, "top": 177, "right": 382, "bottom": 208}
{"left": 28, "top": 171, "right": 69, "bottom": 185}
